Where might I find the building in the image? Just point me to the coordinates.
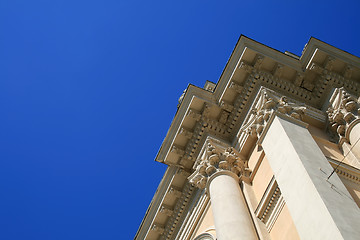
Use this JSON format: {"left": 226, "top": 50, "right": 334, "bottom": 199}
{"left": 135, "top": 36, "right": 360, "bottom": 240}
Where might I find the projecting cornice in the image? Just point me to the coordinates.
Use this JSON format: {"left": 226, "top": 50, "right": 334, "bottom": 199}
{"left": 156, "top": 36, "right": 360, "bottom": 170}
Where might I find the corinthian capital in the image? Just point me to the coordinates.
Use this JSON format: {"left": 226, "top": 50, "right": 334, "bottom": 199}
{"left": 327, "top": 87, "right": 360, "bottom": 143}
{"left": 188, "top": 140, "right": 250, "bottom": 189}
{"left": 241, "top": 88, "right": 306, "bottom": 138}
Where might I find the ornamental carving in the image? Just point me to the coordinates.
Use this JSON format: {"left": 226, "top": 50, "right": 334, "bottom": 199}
{"left": 188, "top": 141, "right": 250, "bottom": 189}
{"left": 241, "top": 88, "right": 306, "bottom": 138}
{"left": 327, "top": 87, "right": 360, "bottom": 143}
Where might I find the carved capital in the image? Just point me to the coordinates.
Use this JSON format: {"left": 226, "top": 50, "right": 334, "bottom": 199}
{"left": 241, "top": 88, "right": 306, "bottom": 138}
{"left": 188, "top": 141, "right": 250, "bottom": 189}
{"left": 327, "top": 87, "right": 360, "bottom": 143}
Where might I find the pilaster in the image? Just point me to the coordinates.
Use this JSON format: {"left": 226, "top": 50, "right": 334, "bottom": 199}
{"left": 261, "top": 115, "right": 360, "bottom": 240}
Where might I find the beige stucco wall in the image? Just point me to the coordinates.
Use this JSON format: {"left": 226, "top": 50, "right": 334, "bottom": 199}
{"left": 250, "top": 152, "right": 301, "bottom": 240}
{"left": 248, "top": 146, "right": 263, "bottom": 171}
{"left": 270, "top": 204, "right": 300, "bottom": 240}
{"left": 339, "top": 177, "right": 360, "bottom": 207}
{"left": 308, "top": 125, "right": 345, "bottom": 162}
{"left": 193, "top": 203, "right": 216, "bottom": 239}
{"left": 308, "top": 125, "right": 360, "bottom": 208}
{"left": 252, "top": 156, "right": 274, "bottom": 203}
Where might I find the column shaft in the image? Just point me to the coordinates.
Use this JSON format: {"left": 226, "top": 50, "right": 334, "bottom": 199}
{"left": 349, "top": 122, "right": 360, "bottom": 160}
{"left": 208, "top": 173, "right": 258, "bottom": 240}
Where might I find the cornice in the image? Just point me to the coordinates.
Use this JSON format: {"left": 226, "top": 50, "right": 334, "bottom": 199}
{"left": 135, "top": 166, "right": 178, "bottom": 240}
{"left": 174, "top": 189, "right": 210, "bottom": 240}
{"left": 156, "top": 36, "right": 360, "bottom": 169}
{"left": 328, "top": 158, "right": 360, "bottom": 184}
{"left": 302, "top": 38, "right": 360, "bottom": 68}
{"left": 161, "top": 182, "right": 195, "bottom": 239}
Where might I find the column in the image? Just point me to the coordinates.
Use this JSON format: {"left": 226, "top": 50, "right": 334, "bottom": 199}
{"left": 261, "top": 115, "right": 360, "bottom": 240}
{"left": 188, "top": 141, "right": 258, "bottom": 240}
{"left": 208, "top": 171, "right": 257, "bottom": 240}
{"left": 348, "top": 122, "right": 360, "bottom": 159}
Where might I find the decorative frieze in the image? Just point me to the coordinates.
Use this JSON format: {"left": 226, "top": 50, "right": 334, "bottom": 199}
{"left": 327, "top": 87, "right": 360, "bottom": 144}
{"left": 335, "top": 168, "right": 360, "bottom": 183}
{"left": 188, "top": 141, "right": 250, "bottom": 189}
{"left": 308, "top": 60, "right": 360, "bottom": 103}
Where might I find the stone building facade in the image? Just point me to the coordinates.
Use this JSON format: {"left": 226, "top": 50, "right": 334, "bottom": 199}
{"left": 135, "top": 36, "right": 360, "bottom": 240}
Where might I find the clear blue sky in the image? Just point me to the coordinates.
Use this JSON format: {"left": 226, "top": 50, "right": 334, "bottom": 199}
{"left": 0, "top": 1, "right": 359, "bottom": 239}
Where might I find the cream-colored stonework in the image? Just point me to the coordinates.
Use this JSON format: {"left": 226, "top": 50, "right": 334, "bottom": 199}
{"left": 251, "top": 156, "right": 273, "bottom": 204}
{"left": 135, "top": 36, "right": 360, "bottom": 240}
{"left": 193, "top": 204, "right": 216, "bottom": 239}
{"left": 269, "top": 205, "right": 300, "bottom": 240}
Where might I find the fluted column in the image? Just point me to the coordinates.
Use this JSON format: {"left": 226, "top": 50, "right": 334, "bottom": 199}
{"left": 188, "top": 141, "right": 258, "bottom": 240}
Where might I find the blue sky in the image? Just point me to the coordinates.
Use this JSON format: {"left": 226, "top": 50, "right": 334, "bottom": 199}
{"left": 0, "top": 1, "right": 359, "bottom": 239}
